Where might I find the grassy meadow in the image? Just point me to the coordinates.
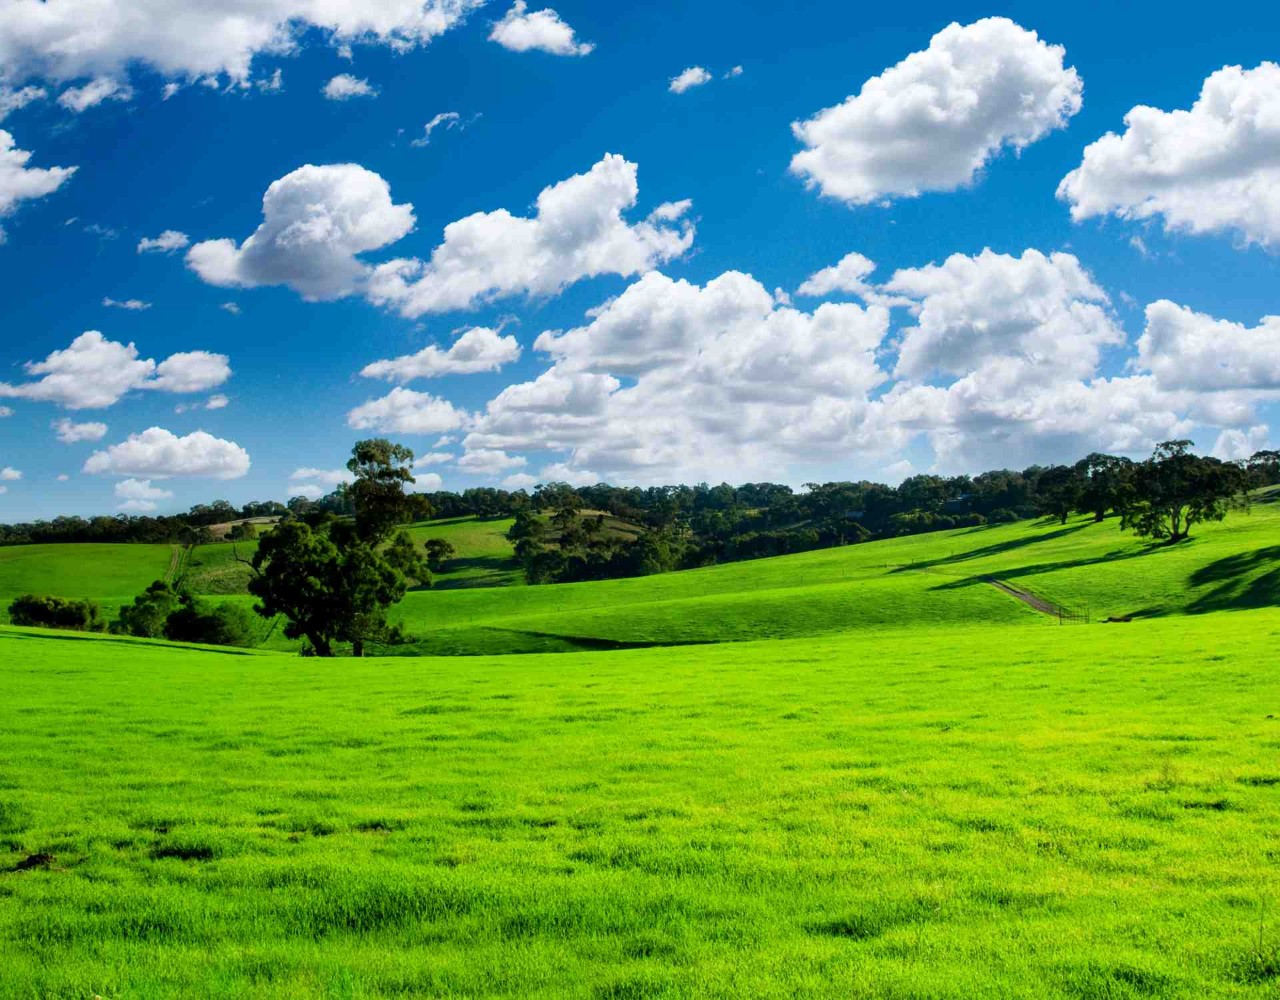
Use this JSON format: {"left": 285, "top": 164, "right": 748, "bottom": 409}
{"left": 3, "top": 611, "right": 1280, "bottom": 997}
{"left": 0, "top": 542, "right": 178, "bottom": 625}
{"left": 2, "top": 502, "right": 1280, "bottom": 996}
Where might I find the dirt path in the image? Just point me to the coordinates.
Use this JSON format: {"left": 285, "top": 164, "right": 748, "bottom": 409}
{"left": 164, "top": 544, "right": 184, "bottom": 583}
{"left": 982, "top": 577, "right": 1060, "bottom": 617}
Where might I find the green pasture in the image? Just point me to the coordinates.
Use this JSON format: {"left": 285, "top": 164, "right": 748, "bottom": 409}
{"left": 3, "top": 610, "right": 1280, "bottom": 997}
{"left": 0, "top": 542, "right": 177, "bottom": 624}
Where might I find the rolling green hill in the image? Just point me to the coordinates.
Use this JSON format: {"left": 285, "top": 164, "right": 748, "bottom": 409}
{"left": 3, "top": 609, "right": 1280, "bottom": 997}
{"left": 0, "top": 542, "right": 178, "bottom": 624}
{"left": 370, "top": 500, "right": 1280, "bottom": 654}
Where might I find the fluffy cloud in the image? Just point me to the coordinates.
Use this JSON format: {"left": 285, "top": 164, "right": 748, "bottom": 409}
{"left": 669, "top": 67, "right": 711, "bottom": 94}
{"left": 1136, "top": 300, "right": 1280, "bottom": 392}
{"left": 456, "top": 448, "right": 526, "bottom": 475}
{"left": 796, "top": 252, "right": 877, "bottom": 298}
{"left": 409, "top": 471, "right": 444, "bottom": 492}
{"left": 466, "top": 269, "right": 892, "bottom": 481}
{"left": 489, "top": 2, "right": 593, "bottom": 56}
{"left": 137, "top": 230, "right": 189, "bottom": 254}
{"left": 0, "top": 332, "right": 231, "bottom": 409}
{"left": 0, "top": 0, "right": 482, "bottom": 91}
{"left": 53, "top": 417, "right": 107, "bottom": 443}
{"left": 346, "top": 387, "right": 469, "bottom": 435}
{"left": 290, "top": 467, "right": 352, "bottom": 486}
{"left": 102, "top": 297, "right": 151, "bottom": 310}
{"left": 0, "top": 406, "right": 11, "bottom": 417}
{"left": 367, "top": 154, "right": 693, "bottom": 317}
{"left": 1213, "top": 424, "right": 1269, "bottom": 461}
{"left": 790, "top": 18, "right": 1081, "bottom": 206}
{"left": 0, "top": 467, "right": 22, "bottom": 480}
{"left": 414, "top": 451, "right": 453, "bottom": 467}
{"left": 57, "top": 76, "right": 131, "bottom": 112}
{"left": 322, "top": 74, "right": 377, "bottom": 101}
{"left": 188, "top": 163, "right": 415, "bottom": 301}
{"left": 463, "top": 244, "right": 1271, "bottom": 482}
{"left": 114, "top": 477, "right": 174, "bottom": 512}
{"left": 360, "top": 326, "right": 521, "bottom": 381}
{"left": 1059, "top": 63, "right": 1280, "bottom": 248}
{"left": 882, "top": 249, "right": 1124, "bottom": 380}
{"left": 501, "top": 472, "right": 538, "bottom": 490}
{"left": 288, "top": 483, "right": 324, "bottom": 500}
{"left": 0, "top": 129, "right": 76, "bottom": 241}
{"left": 84, "top": 427, "right": 250, "bottom": 479}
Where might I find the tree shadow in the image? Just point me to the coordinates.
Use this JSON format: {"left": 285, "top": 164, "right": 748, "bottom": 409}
{"left": 1185, "top": 547, "right": 1280, "bottom": 614}
{"left": 422, "top": 555, "right": 522, "bottom": 590}
{"left": 890, "top": 522, "right": 1095, "bottom": 574}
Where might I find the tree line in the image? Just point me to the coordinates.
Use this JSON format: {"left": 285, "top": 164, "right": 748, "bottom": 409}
{"left": 504, "top": 444, "right": 1274, "bottom": 584}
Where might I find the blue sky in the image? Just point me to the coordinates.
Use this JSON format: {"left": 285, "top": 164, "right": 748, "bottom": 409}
{"left": 1, "top": 0, "right": 1279, "bottom": 519}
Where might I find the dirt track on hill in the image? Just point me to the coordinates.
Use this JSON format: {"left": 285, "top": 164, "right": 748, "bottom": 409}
{"left": 983, "top": 577, "right": 1059, "bottom": 617}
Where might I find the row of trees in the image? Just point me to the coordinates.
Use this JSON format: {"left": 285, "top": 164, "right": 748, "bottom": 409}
{"left": 509, "top": 442, "right": 1266, "bottom": 584}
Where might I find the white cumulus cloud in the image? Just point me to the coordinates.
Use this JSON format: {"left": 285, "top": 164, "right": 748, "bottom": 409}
{"left": 0, "top": 332, "right": 231, "bottom": 409}
{"left": 114, "top": 477, "right": 174, "bottom": 512}
{"left": 137, "top": 230, "right": 189, "bottom": 254}
{"left": 489, "top": 2, "right": 593, "bottom": 56}
{"left": 322, "top": 74, "right": 377, "bottom": 101}
{"left": 367, "top": 154, "right": 693, "bottom": 317}
{"left": 669, "top": 66, "right": 711, "bottom": 94}
{"left": 0, "top": 0, "right": 482, "bottom": 93}
{"left": 790, "top": 18, "right": 1082, "bottom": 206}
{"left": 0, "top": 129, "right": 76, "bottom": 242}
{"left": 1136, "top": 300, "right": 1280, "bottom": 392}
{"left": 360, "top": 326, "right": 521, "bottom": 381}
{"left": 187, "top": 163, "right": 415, "bottom": 301}
{"left": 456, "top": 448, "right": 526, "bottom": 475}
{"left": 52, "top": 417, "right": 107, "bottom": 443}
{"left": 346, "top": 387, "right": 469, "bottom": 435}
{"left": 1059, "top": 63, "right": 1280, "bottom": 248}
{"left": 84, "top": 427, "right": 250, "bottom": 479}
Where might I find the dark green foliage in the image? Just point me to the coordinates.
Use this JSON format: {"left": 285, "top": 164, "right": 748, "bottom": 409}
{"left": 1122, "top": 441, "right": 1248, "bottom": 542}
{"left": 1035, "top": 465, "right": 1084, "bottom": 525}
{"left": 227, "top": 522, "right": 258, "bottom": 542}
{"left": 7, "top": 593, "right": 105, "bottom": 632}
{"left": 385, "top": 531, "right": 431, "bottom": 588}
{"left": 163, "top": 596, "right": 257, "bottom": 647}
{"left": 248, "top": 517, "right": 408, "bottom": 658}
{"left": 1075, "top": 453, "right": 1135, "bottom": 521}
{"left": 113, "top": 580, "right": 180, "bottom": 638}
{"left": 423, "top": 538, "right": 456, "bottom": 571}
{"left": 347, "top": 439, "right": 416, "bottom": 544}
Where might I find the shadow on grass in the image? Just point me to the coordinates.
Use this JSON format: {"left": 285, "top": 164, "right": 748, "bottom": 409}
{"left": 1185, "top": 547, "right": 1280, "bottom": 615}
{"left": 889, "top": 522, "right": 1094, "bottom": 574}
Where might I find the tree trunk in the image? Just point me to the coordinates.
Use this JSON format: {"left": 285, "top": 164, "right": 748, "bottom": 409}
{"left": 310, "top": 634, "right": 334, "bottom": 657}
{"left": 352, "top": 638, "right": 364, "bottom": 658}
{"left": 1094, "top": 509, "right": 1105, "bottom": 522}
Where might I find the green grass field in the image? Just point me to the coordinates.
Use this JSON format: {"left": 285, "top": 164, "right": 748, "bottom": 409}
{"left": 401, "top": 516, "right": 524, "bottom": 589}
{"left": 3, "top": 611, "right": 1280, "bottom": 997}
{"left": 0, "top": 542, "right": 178, "bottom": 624}
{"left": 3, "top": 502, "right": 1280, "bottom": 996}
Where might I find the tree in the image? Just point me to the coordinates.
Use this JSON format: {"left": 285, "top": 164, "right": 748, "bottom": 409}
{"left": 247, "top": 519, "right": 408, "bottom": 657}
{"left": 1074, "top": 453, "right": 1134, "bottom": 522}
{"left": 1035, "top": 465, "right": 1084, "bottom": 524}
{"left": 424, "top": 538, "right": 456, "bottom": 571}
{"left": 385, "top": 530, "right": 431, "bottom": 587}
{"left": 113, "top": 580, "right": 180, "bottom": 638}
{"left": 227, "top": 522, "right": 257, "bottom": 542}
{"left": 1122, "top": 440, "right": 1247, "bottom": 542}
{"left": 164, "top": 595, "right": 257, "bottom": 647}
{"left": 10, "top": 594, "right": 105, "bottom": 632}
{"left": 347, "top": 439, "right": 416, "bottom": 543}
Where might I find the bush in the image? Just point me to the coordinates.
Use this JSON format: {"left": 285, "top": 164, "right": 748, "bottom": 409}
{"left": 8, "top": 594, "right": 105, "bottom": 632}
{"left": 112, "top": 580, "right": 179, "bottom": 638}
{"left": 164, "top": 598, "right": 257, "bottom": 647}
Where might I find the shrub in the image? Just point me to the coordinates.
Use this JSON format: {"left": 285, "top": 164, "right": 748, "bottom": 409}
{"left": 112, "top": 580, "right": 179, "bottom": 638}
{"left": 8, "top": 594, "right": 105, "bottom": 632}
{"left": 164, "top": 598, "right": 257, "bottom": 647}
